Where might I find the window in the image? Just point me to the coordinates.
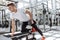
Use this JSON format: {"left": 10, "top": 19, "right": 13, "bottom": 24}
{"left": 48, "top": 0, "right": 52, "bottom": 9}
{"left": 23, "top": 0, "right": 29, "bottom": 2}
{"left": 56, "top": 0, "right": 60, "bottom": 2}
{"left": 38, "top": 0, "right": 42, "bottom": 2}
{"left": 17, "top": 2, "right": 23, "bottom": 8}
{"left": 17, "top": 2, "right": 30, "bottom": 8}
{"left": 56, "top": 3, "right": 60, "bottom": 9}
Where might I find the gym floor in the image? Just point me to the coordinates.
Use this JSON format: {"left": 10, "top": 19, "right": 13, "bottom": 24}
{"left": 0, "top": 25, "right": 60, "bottom": 40}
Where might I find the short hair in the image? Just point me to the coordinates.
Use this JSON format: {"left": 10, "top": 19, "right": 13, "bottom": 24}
{"left": 7, "top": 3, "right": 15, "bottom": 6}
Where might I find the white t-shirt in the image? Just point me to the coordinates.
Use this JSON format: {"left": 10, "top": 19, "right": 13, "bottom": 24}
{"left": 10, "top": 8, "right": 29, "bottom": 22}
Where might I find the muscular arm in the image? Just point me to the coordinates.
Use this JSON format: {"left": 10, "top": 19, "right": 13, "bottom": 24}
{"left": 25, "top": 9, "right": 33, "bottom": 20}
{"left": 11, "top": 19, "right": 15, "bottom": 36}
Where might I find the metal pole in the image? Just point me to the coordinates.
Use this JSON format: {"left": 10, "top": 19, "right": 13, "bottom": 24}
{"left": 42, "top": 3, "right": 46, "bottom": 32}
{"left": 43, "top": 14, "right": 45, "bottom": 32}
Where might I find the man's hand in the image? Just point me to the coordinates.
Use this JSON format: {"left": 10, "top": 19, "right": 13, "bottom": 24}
{"left": 11, "top": 33, "right": 14, "bottom": 37}
{"left": 30, "top": 20, "right": 34, "bottom": 24}
{"left": 41, "top": 36, "right": 45, "bottom": 40}
{"left": 11, "top": 29, "right": 14, "bottom": 37}
{"left": 30, "top": 20, "right": 36, "bottom": 24}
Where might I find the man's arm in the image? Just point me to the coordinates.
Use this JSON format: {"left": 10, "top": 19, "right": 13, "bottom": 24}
{"left": 11, "top": 19, "right": 15, "bottom": 36}
{"left": 25, "top": 10, "right": 33, "bottom": 20}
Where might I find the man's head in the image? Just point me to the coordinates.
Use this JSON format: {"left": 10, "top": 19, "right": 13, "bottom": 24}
{"left": 7, "top": 3, "right": 17, "bottom": 12}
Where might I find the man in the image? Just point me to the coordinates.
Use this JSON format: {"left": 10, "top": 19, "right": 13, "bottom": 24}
{"left": 7, "top": 3, "right": 45, "bottom": 40}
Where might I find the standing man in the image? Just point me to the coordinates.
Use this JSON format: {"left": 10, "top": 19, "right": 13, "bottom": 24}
{"left": 7, "top": 2, "right": 45, "bottom": 40}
